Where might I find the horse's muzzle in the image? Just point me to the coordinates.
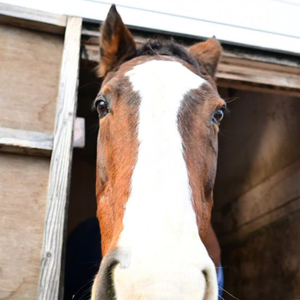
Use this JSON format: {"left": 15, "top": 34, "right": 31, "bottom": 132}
{"left": 91, "top": 248, "right": 218, "bottom": 300}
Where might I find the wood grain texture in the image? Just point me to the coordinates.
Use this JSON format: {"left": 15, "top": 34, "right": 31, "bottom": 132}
{"left": 37, "top": 16, "right": 82, "bottom": 300}
{"left": 0, "top": 153, "right": 50, "bottom": 300}
{"left": 0, "top": 117, "right": 85, "bottom": 157}
{"left": 0, "top": 24, "right": 63, "bottom": 134}
{"left": 0, "top": 3, "right": 66, "bottom": 34}
{"left": 216, "top": 62, "right": 300, "bottom": 97}
{"left": 0, "top": 127, "right": 53, "bottom": 157}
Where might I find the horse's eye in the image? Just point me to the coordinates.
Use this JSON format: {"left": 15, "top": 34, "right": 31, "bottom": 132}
{"left": 212, "top": 106, "right": 226, "bottom": 126}
{"left": 95, "top": 98, "right": 109, "bottom": 119}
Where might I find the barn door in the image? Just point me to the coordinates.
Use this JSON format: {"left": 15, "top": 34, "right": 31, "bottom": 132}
{"left": 0, "top": 4, "right": 82, "bottom": 300}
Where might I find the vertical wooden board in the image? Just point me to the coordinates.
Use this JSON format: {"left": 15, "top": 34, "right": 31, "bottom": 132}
{"left": 222, "top": 209, "right": 300, "bottom": 300}
{"left": 0, "top": 25, "right": 63, "bottom": 133}
{"left": 0, "top": 153, "right": 50, "bottom": 300}
{"left": 214, "top": 90, "right": 300, "bottom": 211}
{"left": 37, "top": 17, "right": 82, "bottom": 300}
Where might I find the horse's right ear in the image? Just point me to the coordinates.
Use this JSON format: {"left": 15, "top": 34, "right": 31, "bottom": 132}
{"left": 99, "top": 5, "right": 136, "bottom": 77}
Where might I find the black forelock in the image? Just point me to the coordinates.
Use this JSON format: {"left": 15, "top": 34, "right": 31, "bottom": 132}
{"left": 136, "top": 40, "right": 202, "bottom": 74}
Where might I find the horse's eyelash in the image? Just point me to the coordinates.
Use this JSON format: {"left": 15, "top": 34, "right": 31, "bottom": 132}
{"left": 223, "top": 107, "right": 230, "bottom": 115}
{"left": 91, "top": 102, "right": 97, "bottom": 111}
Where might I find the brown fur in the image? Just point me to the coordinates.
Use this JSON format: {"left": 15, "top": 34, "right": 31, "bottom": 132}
{"left": 189, "top": 38, "right": 222, "bottom": 78}
{"left": 99, "top": 5, "right": 136, "bottom": 77}
{"left": 178, "top": 81, "right": 223, "bottom": 239}
{"left": 96, "top": 71, "right": 140, "bottom": 255}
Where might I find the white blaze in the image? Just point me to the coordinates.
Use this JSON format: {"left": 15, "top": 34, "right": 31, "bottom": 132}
{"left": 113, "top": 60, "right": 218, "bottom": 300}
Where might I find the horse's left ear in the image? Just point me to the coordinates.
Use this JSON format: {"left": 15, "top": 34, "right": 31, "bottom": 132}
{"left": 99, "top": 5, "right": 136, "bottom": 77}
{"left": 189, "top": 37, "right": 222, "bottom": 78}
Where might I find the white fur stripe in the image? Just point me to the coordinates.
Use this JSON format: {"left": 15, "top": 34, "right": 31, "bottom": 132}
{"left": 113, "top": 60, "right": 218, "bottom": 300}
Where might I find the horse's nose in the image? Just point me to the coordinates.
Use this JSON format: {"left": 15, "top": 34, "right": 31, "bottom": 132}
{"left": 92, "top": 248, "right": 219, "bottom": 300}
{"left": 91, "top": 249, "right": 120, "bottom": 300}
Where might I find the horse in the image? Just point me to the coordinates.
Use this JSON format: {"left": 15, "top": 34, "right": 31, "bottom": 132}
{"left": 91, "top": 5, "right": 225, "bottom": 300}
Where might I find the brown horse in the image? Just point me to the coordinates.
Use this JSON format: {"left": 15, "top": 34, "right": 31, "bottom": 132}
{"left": 92, "top": 5, "right": 225, "bottom": 300}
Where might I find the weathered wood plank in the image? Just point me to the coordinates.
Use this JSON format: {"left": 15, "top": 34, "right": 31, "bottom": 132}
{"left": 216, "top": 63, "right": 300, "bottom": 97}
{"left": 0, "top": 24, "right": 63, "bottom": 134}
{"left": 0, "top": 118, "right": 85, "bottom": 157}
{"left": 0, "top": 127, "right": 53, "bottom": 157}
{"left": 37, "top": 16, "right": 82, "bottom": 300}
{"left": 0, "top": 153, "right": 50, "bottom": 300}
{"left": 0, "top": 3, "right": 66, "bottom": 34}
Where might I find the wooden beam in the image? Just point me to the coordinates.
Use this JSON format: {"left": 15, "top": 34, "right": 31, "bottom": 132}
{"left": 0, "top": 127, "right": 53, "bottom": 157}
{"left": 81, "top": 26, "right": 300, "bottom": 96}
{"left": 0, "top": 118, "right": 85, "bottom": 157}
{"left": 37, "top": 16, "right": 82, "bottom": 300}
{"left": 0, "top": 3, "right": 66, "bottom": 34}
{"left": 216, "top": 60, "right": 300, "bottom": 97}
{"left": 215, "top": 159, "right": 300, "bottom": 245}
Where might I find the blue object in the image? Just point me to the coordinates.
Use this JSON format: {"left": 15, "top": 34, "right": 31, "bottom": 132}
{"left": 217, "top": 263, "right": 224, "bottom": 299}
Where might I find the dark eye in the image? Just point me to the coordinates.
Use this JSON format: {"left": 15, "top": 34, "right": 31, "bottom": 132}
{"left": 95, "top": 97, "right": 110, "bottom": 119}
{"left": 212, "top": 106, "right": 226, "bottom": 126}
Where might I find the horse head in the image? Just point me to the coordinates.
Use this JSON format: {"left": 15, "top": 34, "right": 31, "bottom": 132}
{"left": 92, "top": 5, "right": 225, "bottom": 300}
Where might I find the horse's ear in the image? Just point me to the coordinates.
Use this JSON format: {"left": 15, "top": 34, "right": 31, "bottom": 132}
{"left": 99, "top": 5, "right": 136, "bottom": 77}
{"left": 188, "top": 38, "right": 222, "bottom": 78}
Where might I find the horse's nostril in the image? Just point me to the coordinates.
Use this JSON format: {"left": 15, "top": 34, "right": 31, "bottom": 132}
{"left": 202, "top": 270, "right": 208, "bottom": 283}
{"left": 201, "top": 268, "right": 219, "bottom": 300}
{"left": 202, "top": 270, "right": 211, "bottom": 300}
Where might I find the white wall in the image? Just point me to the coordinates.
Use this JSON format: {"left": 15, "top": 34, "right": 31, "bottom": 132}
{"left": 1, "top": 0, "right": 300, "bottom": 55}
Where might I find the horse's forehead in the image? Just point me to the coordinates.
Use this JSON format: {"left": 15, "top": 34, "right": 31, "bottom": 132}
{"left": 125, "top": 59, "right": 206, "bottom": 93}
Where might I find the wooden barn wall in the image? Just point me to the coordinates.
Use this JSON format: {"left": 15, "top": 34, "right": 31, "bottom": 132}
{"left": 213, "top": 88, "right": 300, "bottom": 299}
{"left": 0, "top": 153, "right": 50, "bottom": 299}
{"left": 0, "top": 24, "right": 63, "bottom": 133}
{"left": 0, "top": 23, "right": 64, "bottom": 299}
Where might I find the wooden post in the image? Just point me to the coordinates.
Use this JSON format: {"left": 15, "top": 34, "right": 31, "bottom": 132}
{"left": 37, "top": 16, "right": 82, "bottom": 300}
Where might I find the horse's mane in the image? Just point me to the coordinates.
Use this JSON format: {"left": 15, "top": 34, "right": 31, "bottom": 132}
{"left": 136, "top": 40, "right": 203, "bottom": 74}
